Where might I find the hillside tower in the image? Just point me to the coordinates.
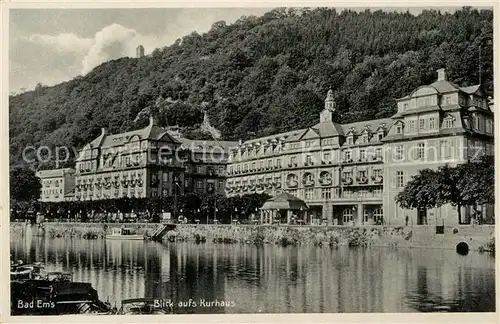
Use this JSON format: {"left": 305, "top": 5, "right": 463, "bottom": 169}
{"left": 136, "top": 45, "right": 145, "bottom": 58}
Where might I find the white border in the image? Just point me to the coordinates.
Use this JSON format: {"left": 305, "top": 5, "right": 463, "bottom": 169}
{"left": 1, "top": 1, "right": 499, "bottom": 323}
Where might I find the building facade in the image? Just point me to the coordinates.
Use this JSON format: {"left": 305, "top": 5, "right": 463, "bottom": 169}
{"left": 36, "top": 168, "right": 76, "bottom": 202}
{"left": 73, "top": 117, "right": 236, "bottom": 201}
{"left": 226, "top": 69, "right": 494, "bottom": 226}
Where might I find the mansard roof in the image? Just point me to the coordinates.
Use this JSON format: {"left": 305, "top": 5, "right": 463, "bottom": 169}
{"left": 87, "top": 118, "right": 181, "bottom": 149}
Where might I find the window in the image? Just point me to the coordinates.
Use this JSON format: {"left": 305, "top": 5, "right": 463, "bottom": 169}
{"left": 343, "top": 209, "right": 353, "bottom": 224}
{"left": 486, "top": 118, "right": 493, "bottom": 134}
{"left": 373, "top": 169, "right": 382, "bottom": 178}
{"left": 403, "top": 103, "right": 409, "bottom": 110}
{"left": 396, "top": 124, "right": 403, "bottom": 134}
{"left": 440, "top": 140, "right": 452, "bottom": 159}
{"left": 237, "top": 165, "right": 241, "bottom": 173}
{"left": 377, "top": 132, "right": 384, "bottom": 141}
{"left": 321, "top": 188, "right": 332, "bottom": 200}
{"left": 342, "top": 171, "right": 353, "bottom": 179}
{"left": 162, "top": 172, "right": 168, "bottom": 183}
{"left": 347, "top": 136, "right": 354, "bottom": 145}
{"left": 394, "top": 145, "right": 404, "bottom": 161}
{"left": 218, "top": 180, "right": 224, "bottom": 188}
{"left": 276, "top": 159, "right": 282, "bottom": 168}
{"left": 374, "top": 188, "right": 383, "bottom": 196}
{"left": 291, "top": 156, "right": 297, "bottom": 165}
{"left": 323, "top": 153, "right": 331, "bottom": 162}
{"left": 358, "top": 170, "right": 367, "bottom": 179}
{"left": 408, "top": 120, "right": 416, "bottom": 133}
{"left": 244, "top": 164, "right": 249, "bottom": 172}
{"left": 305, "top": 189, "right": 315, "bottom": 200}
{"left": 197, "top": 165, "right": 203, "bottom": 174}
{"left": 289, "top": 189, "right": 298, "bottom": 197}
{"left": 429, "top": 117, "right": 436, "bottom": 130}
{"left": 373, "top": 208, "right": 384, "bottom": 225}
{"left": 361, "top": 134, "right": 368, "bottom": 143}
{"left": 229, "top": 166, "right": 234, "bottom": 174}
{"left": 359, "top": 150, "right": 366, "bottom": 161}
{"left": 375, "top": 148, "right": 383, "bottom": 159}
{"left": 55, "top": 180, "right": 59, "bottom": 187}
{"left": 417, "top": 143, "right": 426, "bottom": 159}
{"left": 260, "top": 161, "right": 264, "bottom": 169}
{"left": 196, "top": 180, "right": 203, "bottom": 189}
{"left": 251, "top": 162, "right": 256, "bottom": 170}
{"left": 443, "top": 117, "right": 453, "bottom": 129}
{"left": 396, "top": 171, "right": 405, "bottom": 188}
{"left": 344, "top": 150, "right": 352, "bottom": 161}
{"left": 419, "top": 119, "right": 425, "bottom": 130}
{"left": 306, "top": 155, "right": 313, "bottom": 165}
{"left": 267, "top": 160, "right": 272, "bottom": 168}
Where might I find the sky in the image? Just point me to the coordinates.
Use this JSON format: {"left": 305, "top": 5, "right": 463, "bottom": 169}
{"left": 8, "top": 7, "right": 490, "bottom": 94}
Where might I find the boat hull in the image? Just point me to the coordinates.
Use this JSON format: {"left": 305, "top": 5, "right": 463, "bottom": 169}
{"left": 105, "top": 235, "right": 144, "bottom": 240}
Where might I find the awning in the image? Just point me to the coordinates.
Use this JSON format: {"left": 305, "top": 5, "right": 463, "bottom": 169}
{"left": 260, "top": 191, "right": 308, "bottom": 210}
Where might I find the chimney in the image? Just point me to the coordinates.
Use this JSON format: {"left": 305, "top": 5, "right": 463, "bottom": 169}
{"left": 149, "top": 116, "right": 157, "bottom": 126}
{"left": 101, "top": 127, "right": 107, "bottom": 136}
{"left": 136, "top": 45, "right": 145, "bottom": 58}
{"left": 437, "top": 68, "right": 446, "bottom": 81}
{"left": 239, "top": 139, "right": 242, "bottom": 146}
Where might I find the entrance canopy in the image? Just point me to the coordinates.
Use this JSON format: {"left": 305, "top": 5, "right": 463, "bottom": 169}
{"left": 260, "top": 191, "right": 308, "bottom": 211}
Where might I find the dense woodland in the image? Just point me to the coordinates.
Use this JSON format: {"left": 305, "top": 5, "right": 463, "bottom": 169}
{"left": 9, "top": 7, "right": 493, "bottom": 168}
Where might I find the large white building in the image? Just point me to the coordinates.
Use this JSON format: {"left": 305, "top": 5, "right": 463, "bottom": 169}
{"left": 225, "top": 69, "right": 494, "bottom": 226}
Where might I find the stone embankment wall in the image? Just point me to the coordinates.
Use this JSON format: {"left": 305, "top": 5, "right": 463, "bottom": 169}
{"left": 163, "top": 224, "right": 495, "bottom": 252}
{"left": 10, "top": 222, "right": 494, "bottom": 252}
{"left": 10, "top": 222, "right": 158, "bottom": 239}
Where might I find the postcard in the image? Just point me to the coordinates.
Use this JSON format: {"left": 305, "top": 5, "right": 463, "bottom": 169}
{"left": 1, "top": 1, "right": 498, "bottom": 323}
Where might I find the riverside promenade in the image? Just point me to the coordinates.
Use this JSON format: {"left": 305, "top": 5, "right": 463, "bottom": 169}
{"left": 11, "top": 221, "right": 495, "bottom": 252}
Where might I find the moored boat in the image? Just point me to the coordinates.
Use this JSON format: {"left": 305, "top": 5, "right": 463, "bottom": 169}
{"left": 11, "top": 279, "right": 113, "bottom": 315}
{"left": 117, "top": 298, "right": 173, "bottom": 315}
{"left": 106, "top": 227, "right": 145, "bottom": 240}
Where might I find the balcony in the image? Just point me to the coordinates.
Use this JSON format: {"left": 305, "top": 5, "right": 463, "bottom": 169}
{"left": 319, "top": 178, "right": 332, "bottom": 186}
{"left": 341, "top": 177, "right": 353, "bottom": 185}
{"left": 303, "top": 180, "right": 315, "bottom": 187}
{"left": 356, "top": 176, "right": 368, "bottom": 184}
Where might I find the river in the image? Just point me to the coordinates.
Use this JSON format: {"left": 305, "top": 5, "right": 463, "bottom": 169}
{"left": 10, "top": 235, "right": 495, "bottom": 313}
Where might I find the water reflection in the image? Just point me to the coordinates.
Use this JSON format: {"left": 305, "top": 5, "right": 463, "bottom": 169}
{"left": 10, "top": 236, "right": 495, "bottom": 313}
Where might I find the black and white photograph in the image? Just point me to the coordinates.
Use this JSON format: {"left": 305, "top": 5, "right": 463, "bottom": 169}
{"left": 2, "top": 1, "right": 497, "bottom": 321}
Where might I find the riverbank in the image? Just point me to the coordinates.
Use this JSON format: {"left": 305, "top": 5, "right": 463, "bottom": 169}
{"left": 10, "top": 222, "right": 495, "bottom": 252}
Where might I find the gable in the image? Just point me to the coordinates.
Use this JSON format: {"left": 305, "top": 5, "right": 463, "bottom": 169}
{"left": 301, "top": 128, "right": 320, "bottom": 140}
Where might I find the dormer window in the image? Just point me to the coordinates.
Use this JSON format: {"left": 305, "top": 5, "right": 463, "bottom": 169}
{"left": 377, "top": 132, "right": 384, "bottom": 141}
{"left": 361, "top": 133, "right": 368, "bottom": 143}
{"left": 443, "top": 117, "right": 454, "bottom": 129}
{"left": 395, "top": 124, "right": 403, "bottom": 134}
{"left": 347, "top": 136, "right": 354, "bottom": 145}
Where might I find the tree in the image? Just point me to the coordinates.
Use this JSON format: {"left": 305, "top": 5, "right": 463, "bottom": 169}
{"left": 10, "top": 167, "right": 41, "bottom": 202}
{"left": 395, "top": 168, "right": 442, "bottom": 210}
{"left": 395, "top": 158, "right": 495, "bottom": 224}
{"left": 457, "top": 156, "right": 495, "bottom": 217}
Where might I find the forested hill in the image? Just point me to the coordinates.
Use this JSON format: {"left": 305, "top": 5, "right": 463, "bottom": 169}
{"left": 9, "top": 7, "right": 493, "bottom": 168}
